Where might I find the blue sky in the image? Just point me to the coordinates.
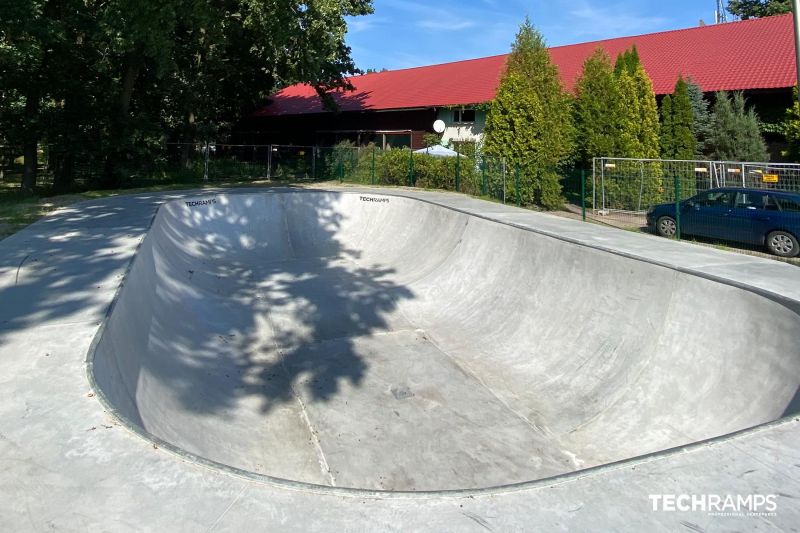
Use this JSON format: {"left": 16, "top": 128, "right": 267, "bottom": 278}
{"left": 346, "top": 0, "right": 717, "bottom": 71}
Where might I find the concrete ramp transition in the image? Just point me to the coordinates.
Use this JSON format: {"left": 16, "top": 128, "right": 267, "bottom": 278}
{"left": 91, "top": 191, "right": 800, "bottom": 492}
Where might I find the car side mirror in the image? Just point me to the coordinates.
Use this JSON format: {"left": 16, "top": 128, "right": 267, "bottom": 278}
{"left": 686, "top": 200, "right": 695, "bottom": 208}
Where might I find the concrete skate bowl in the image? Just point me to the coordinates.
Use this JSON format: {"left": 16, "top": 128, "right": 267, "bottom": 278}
{"left": 89, "top": 190, "right": 800, "bottom": 493}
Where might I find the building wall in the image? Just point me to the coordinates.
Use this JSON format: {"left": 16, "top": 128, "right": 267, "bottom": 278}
{"left": 436, "top": 109, "right": 487, "bottom": 147}
{"left": 238, "top": 108, "right": 438, "bottom": 149}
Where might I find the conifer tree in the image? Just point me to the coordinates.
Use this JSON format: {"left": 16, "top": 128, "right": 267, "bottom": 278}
{"left": 612, "top": 47, "right": 659, "bottom": 158}
{"left": 574, "top": 48, "right": 620, "bottom": 165}
{"left": 686, "top": 79, "right": 713, "bottom": 158}
{"left": 670, "top": 77, "right": 696, "bottom": 160}
{"left": 709, "top": 92, "right": 769, "bottom": 161}
{"left": 660, "top": 94, "right": 674, "bottom": 158}
{"left": 483, "top": 18, "right": 575, "bottom": 209}
{"left": 783, "top": 88, "right": 800, "bottom": 162}
{"left": 612, "top": 47, "right": 662, "bottom": 206}
{"left": 614, "top": 68, "right": 643, "bottom": 157}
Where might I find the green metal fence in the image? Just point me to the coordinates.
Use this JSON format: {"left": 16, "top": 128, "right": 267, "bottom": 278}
{"left": 6, "top": 141, "right": 798, "bottom": 259}
{"left": 306, "top": 145, "right": 523, "bottom": 205}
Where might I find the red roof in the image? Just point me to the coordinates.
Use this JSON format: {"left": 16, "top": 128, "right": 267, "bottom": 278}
{"left": 257, "top": 14, "right": 796, "bottom": 117}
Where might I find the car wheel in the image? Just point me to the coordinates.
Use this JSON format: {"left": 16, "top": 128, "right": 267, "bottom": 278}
{"left": 766, "top": 231, "right": 799, "bottom": 258}
{"left": 656, "top": 216, "right": 677, "bottom": 238}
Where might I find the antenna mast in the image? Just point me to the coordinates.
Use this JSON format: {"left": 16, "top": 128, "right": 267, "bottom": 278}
{"left": 715, "top": 0, "right": 728, "bottom": 23}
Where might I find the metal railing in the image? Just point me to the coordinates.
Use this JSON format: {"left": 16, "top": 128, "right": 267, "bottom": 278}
{"left": 593, "top": 157, "right": 800, "bottom": 214}
{"left": 588, "top": 157, "right": 800, "bottom": 228}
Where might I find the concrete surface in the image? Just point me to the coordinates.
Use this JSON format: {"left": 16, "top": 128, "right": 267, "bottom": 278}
{"left": 1, "top": 186, "right": 800, "bottom": 530}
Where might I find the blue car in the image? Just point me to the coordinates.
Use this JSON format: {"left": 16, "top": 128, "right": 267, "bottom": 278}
{"left": 646, "top": 188, "right": 800, "bottom": 257}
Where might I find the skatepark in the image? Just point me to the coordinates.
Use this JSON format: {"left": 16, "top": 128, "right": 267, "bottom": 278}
{"left": 1, "top": 187, "right": 799, "bottom": 529}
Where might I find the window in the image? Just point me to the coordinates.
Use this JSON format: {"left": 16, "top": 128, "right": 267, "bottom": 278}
{"left": 384, "top": 133, "right": 411, "bottom": 149}
{"left": 453, "top": 108, "right": 476, "bottom": 123}
{"left": 775, "top": 195, "right": 800, "bottom": 212}
{"left": 734, "top": 191, "right": 769, "bottom": 210}
{"left": 695, "top": 191, "right": 733, "bottom": 207}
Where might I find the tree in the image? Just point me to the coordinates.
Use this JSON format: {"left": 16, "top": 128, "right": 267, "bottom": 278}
{"left": 614, "top": 46, "right": 641, "bottom": 77}
{"left": 612, "top": 46, "right": 660, "bottom": 159}
{"left": 0, "top": 0, "right": 374, "bottom": 191}
{"left": 483, "top": 18, "right": 575, "bottom": 209}
{"left": 614, "top": 68, "right": 643, "bottom": 157}
{"left": 727, "top": 0, "right": 791, "bottom": 19}
{"left": 660, "top": 94, "right": 674, "bottom": 158}
{"left": 609, "top": 47, "right": 663, "bottom": 208}
{"left": 783, "top": 88, "right": 800, "bottom": 162}
{"left": 685, "top": 79, "right": 713, "bottom": 158}
{"left": 709, "top": 91, "right": 769, "bottom": 161}
{"left": 660, "top": 77, "right": 695, "bottom": 160}
{"left": 574, "top": 48, "right": 621, "bottom": 165}
{"left": 631, "top": 58, "right": 661, "bottom": 159}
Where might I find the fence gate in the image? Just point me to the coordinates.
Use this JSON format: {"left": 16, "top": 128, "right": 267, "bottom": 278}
{"left": 593, "top": 157, "right": 800, "bottom": 221}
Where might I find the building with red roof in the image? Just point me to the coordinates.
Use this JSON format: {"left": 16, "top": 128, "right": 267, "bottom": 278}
{"left": 244, "top": 14, "right": 796, "bottom": 152}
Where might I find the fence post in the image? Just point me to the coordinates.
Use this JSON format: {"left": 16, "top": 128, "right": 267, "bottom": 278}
{"left": 581, "top": 168, "right": 586, "bottom": 221}
{"left": 502, "top": 157, "right": 507, "bottom": 204}
{"left": 203, "top": 141, "right": 210, "bottom": 181}
{"left": 371, "top": 147, "right": 376, "bottom": 185}
{"left": 338, "top": 158, "right": 344, "bottom": 183}
{"left": 674, "top": 174, "right": 681, "bottom": 241}
{"left": 455, "top": 151, "right": 461, "bottom": 192}
{"left": 311, "top": 147, "right": 317, "bottom": 180}
{"left": 481, "top": 158, "right": 487, "bottom": 196}
{"left": 515, "top": 166, "right": 521, "bottom": 206}
{"left": 408, "top": 149, "right": 414, "bottom": 186}
{"left": 267, "top": 144, "right": 272, "bottom": 181}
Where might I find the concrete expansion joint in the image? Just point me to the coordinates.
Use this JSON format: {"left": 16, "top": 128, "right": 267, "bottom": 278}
{"left": 286, "top": 361, "right": 337, "bottom": 487}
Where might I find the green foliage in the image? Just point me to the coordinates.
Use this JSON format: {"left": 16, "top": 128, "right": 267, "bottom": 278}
{"left": 709, "top": 92, "right": 769, "bottom": 161}
{"left": 783, "top": 88, "right": 800, "bottom": 162}
{"left": 660, "top": 77, "right": 695, "bottom": 160}
{"left": 614, "top": 46, "right": 641, "bottom": 77}
{"left": 660, "top": 94, "right": 674, "bottom": 157}
{"left": 603, "top": 47, "right": 663, "bottom": 207}
{"left": 449, "top": 140, "right": 477, "bottom": 160}
{"left": 685, "top": 79, "right": 713, "bottom": 158}
{"left": 727, "top": 0, "right": 791, "bottom": 18}
{"left": 0, "top": 0, "right": 374, "bottom": 191}
{"left": 631, "top": 61, "right": 661, "bottom": 159}
{"left": 375, "top": 149, "right": 413, "bottom": 186}
{"left": 615, "top": 69, "right": 643, "bottom": 157}
{"left": 671, "top": 78, "right": 696, "bottom": 160}
{"left": 574, "top": 48, "right": 620, "bottom": 165}
{"left": 611, "top": 47, "right": 660, "bottom": 159}
{"left": 423, "top": 133, "right": 441, "bottom": 148}
{"left": 483, "top": 18, "right": 575, "bottom": 210}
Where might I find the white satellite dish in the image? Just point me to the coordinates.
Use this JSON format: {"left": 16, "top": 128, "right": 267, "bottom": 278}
{"left": 433, "top": 120, "right": 446, "bottom": 134}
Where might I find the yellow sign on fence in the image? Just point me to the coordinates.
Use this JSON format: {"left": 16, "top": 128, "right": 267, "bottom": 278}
{"left": 762, "top": 174, "right": 779, "bottom": 183}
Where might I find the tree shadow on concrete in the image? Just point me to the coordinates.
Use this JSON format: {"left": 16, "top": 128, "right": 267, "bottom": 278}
{"left": 91, "top": 191, "right": 415, "bottom": 473}
{"left": 0, "top": 194, "right": 177, "bottom": 348}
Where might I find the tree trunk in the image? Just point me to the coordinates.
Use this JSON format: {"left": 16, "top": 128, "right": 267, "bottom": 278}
{"left": 52, "top": 95, "right": 79, "bottom": 193}
{"left": 101, "top": 44, "right": 144, "bottom": 188}
{"left": 52, "top": 150, "right": 74, "bottom": 194}
{"left": 21, "top": 88, "right": 41, "bottom": 193}
{"left": 180, "top": 111, "right": 196, "bottom": 169}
